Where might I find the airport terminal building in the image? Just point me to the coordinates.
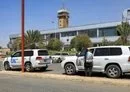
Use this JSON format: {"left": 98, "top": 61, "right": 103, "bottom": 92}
{"left": 8, "top": 8, "right": 130, "bottom": 49}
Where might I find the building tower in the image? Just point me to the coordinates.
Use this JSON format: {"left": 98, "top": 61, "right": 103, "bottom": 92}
{"left": 122, "top": 8, "right": 130, "bottom": 22}
{"left": 57, "top": 7, "right": 69, "bottom": 28}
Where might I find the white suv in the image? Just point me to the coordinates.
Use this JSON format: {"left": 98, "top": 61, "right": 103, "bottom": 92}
{"left": 3, "top": 49, "right": 52, "bottom": 72}
{"left": 61, "top": 46, "right": 130, "bottom": 78}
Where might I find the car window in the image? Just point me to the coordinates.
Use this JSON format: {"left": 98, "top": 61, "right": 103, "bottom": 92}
{"left": 109, "top": 48, "right": 122, "bottom": 55}
{"left": 55, "top": 53, "right": 61, "bottom": 55}
{"left": 38, "top": 50, "right": 49, "bottom": 56}
{"left": 12, "top": 52, "right": 21, "bottom": 57}
{"left": 128, "top": 47, "right": 130, "bottom": 51}
{"left": 94, "top": 48, "right": 109, "bottom": 56}
{"left": 89, "top": 49, "right": 94, "bottom": 54}
{"left": 79, "top": 49, "right": 86, "bottom": 56}
{"left": 24, "top": 51, "right": 33, "bottom": 56}
{"left": 61, "top": 53, "right": 68, "bottom": 55}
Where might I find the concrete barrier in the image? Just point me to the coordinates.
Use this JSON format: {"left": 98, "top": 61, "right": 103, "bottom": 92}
{"left": 0, "top": 71, "right": 130, "bottom": 87}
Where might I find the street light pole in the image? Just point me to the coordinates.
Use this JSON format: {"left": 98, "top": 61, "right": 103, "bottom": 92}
{"left": 21, "top": 0, "right": 25, "bottom": 72}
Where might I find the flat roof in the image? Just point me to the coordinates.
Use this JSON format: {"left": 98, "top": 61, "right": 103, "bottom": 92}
{"left": 41, "top": 21, "right": 121, "bottom": 34}
{"left": 10, "top": 21, "right": 121, "bottom": 38}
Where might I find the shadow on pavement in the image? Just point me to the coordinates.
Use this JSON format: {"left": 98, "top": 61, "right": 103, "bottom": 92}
{"left": 3, "top": 69, "right": 130, "bottom": 79}
{"left": 9, "top": 69, "right": 53, "bottom": 73}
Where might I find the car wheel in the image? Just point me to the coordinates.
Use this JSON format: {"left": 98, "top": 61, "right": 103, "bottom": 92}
{"left": 25, "top": 63, "right": 33, "bottom": 72}
{"left": 106, "top": 65, "right": 121, "bottom": 78}
{"left": 65, "top": 63, "right": 76, "bottom": 75}
{"left": 4, "top": 62, "right": 11, "bottom": 70}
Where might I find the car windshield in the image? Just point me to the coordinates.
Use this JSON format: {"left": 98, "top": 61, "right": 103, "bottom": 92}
{"left": 61, "top": 53, "right": 68, "bottom": 55}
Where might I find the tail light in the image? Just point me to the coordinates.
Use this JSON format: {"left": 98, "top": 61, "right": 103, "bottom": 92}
{"left": 128, "top": 56, "right": 130, "bottom": 62}
{"left": 36, "top": 57, "right": 43, "bottom": 60}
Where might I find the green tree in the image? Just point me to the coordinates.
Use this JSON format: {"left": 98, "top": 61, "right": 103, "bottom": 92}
{"left": 11, "top": 30, "right": 45, "bottom": 51}
{"left": 47, "top": 38, "right": 62, "bottom": 51}
{"left": 70, "top": 37, "right": 76, "bottom": 49}
{"left": 114, "top": 37, "right": 130, "bottom": 45}
{"left": 0, "top": 46, "right": 2, "bottom": 49}
{"left": 24, "top": 30, "right": 45, "bottom": 49}
{"left": 116, "top": 22, "right": 130, "bottom": 45}
{"left": 100, "top": 37, "right": 113, "bottom": 46}
{"left": 70, "top": 35, "right": 92, "bottom": 51}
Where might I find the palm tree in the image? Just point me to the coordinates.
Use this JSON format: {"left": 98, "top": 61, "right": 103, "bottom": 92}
{"left": 116, "top": 22, "right": 130, "bottom": 45}
{"left": 24, "top": 30, "right": 44, "bottom": 49}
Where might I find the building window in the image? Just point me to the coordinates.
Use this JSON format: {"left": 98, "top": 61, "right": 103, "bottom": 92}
{"left": 127, "top": 10, "right": 130, "bottom": 16}
{"left": 78, "top": 29, "right": 97, "bottom": 38}
{"left": 99, "top": 27, "right": 117, "bottom": 37}
{"left": 61, "top": 31, "right": 76, "bottom": 37}
{"left": 87, "top": 29, "right": 97, "bottom": 37}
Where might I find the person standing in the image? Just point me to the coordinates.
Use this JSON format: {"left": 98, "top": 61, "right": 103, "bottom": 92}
{"left": 84, "top": 48, "right": 93, "bottom": 76}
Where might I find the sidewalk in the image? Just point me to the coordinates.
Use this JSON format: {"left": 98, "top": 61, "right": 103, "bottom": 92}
{"left": 0, "top": 71, "right": 130, "bottom": 87}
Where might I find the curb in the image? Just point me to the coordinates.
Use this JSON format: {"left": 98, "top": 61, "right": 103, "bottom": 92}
{"left": 0, "top": 71, "right": 130, "bottom": 87}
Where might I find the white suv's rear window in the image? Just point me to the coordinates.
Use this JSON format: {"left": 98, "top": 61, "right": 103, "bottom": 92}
{"left": 109, "top": 48, "right": 122, "bottom": 55}
{"left": 94, "top": 47, "right": 122, "bottom": 56}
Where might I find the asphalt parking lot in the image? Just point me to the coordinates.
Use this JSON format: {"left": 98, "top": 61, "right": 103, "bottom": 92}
{"left": 41, "top": 63, "right": 65, "bottom": 74}
{"left": 0, "top": 61, "right": 64, "bottom": 74}
{"left": 0, "top": 61, "right": 130, "bottom": 79}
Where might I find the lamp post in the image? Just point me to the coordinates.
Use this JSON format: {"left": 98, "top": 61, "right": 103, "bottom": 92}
{"left": 21, "top": 0, "right": 25, "bottom": 72}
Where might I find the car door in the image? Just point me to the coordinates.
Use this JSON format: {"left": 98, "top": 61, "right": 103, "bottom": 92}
{"left": 93, "top": 48, "right": 110, "bottom": 72}
{"left": 24, "top": 51, "right": 33, "bottom": 63}
{"left": 76, "top": 49, "right": 86, "bottom": 70}
{"left": 11, "top": 51, "right": 21, "bottom": 68}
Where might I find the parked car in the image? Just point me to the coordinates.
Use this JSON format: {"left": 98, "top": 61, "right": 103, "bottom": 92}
{"left": 3, "top": 49, "right": 52, "bottom": 72}
{"left": 51, "top": 52, "right": 69, "bottom": 63}
{"left": 61, "top": 46, "right": 130, "bottom": 78}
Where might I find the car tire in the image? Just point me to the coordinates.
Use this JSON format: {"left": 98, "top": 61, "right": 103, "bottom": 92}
{"left": 25, "top": 63, "right": 33, "bottom": 72}
{"left": 4, "top": 62, "right": 11, "bottom": 70}
{"left": 65, "top": 63, "right": 76, "bottom": 75}
{"left": 106, "top": 65, "right": 121, "bottom": 78}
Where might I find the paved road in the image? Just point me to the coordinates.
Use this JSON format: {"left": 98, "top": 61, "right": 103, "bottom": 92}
{"left": 0, "top": 62, "right": 64, "bottom": 74}
{"left": 0, "top": 74, "right": 130, "bottom": 92}
{"left": 1, "top": 62, "right": 130, "bottom": 79}
{"left": 44, "top": 63, "right": 65, "bottom": 74}
{"left": 0, "top": 61, "right": 3, "bottom": 71}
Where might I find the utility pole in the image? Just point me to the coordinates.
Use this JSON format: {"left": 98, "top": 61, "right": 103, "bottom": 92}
{"left": 21, "top": 0, "right": 25, "bottom": 72}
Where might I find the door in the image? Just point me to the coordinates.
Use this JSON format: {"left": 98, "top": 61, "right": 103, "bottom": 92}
{"left": 93, "top": 48, "right": 110, "bottom": 72}
{"left": 77, "top": 49, "right": 86, "bottom": 70}
{"left": 11, "top": 51, "right": 21, "bottom": 68}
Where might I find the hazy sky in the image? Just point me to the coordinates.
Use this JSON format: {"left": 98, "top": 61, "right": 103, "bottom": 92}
{"left": 0, "top": 0, "right": 130, "bottom": 47}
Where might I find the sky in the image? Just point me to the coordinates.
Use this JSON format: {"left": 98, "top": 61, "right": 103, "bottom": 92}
{"left": 0, "top": 0, "right": 130, "bottom": 47}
